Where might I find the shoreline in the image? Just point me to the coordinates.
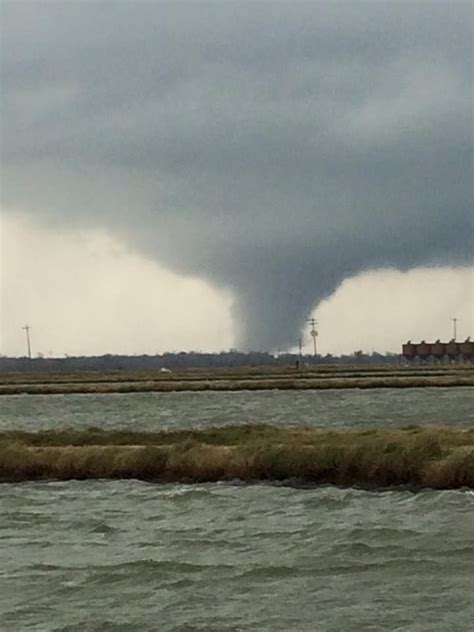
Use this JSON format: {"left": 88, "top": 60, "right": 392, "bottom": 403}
{"left": 2, "top": 425, "right": 473, "bottom": 488}
{"left": 1, "top": 374, "right": 473, "bottom": 395}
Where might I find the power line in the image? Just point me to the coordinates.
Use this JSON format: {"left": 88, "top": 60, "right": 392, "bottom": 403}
{"left": 451, "top": 317, "right": 459, "bottom": 341}
{"left": 308, "top": 318, "right": 318, "bottom": 356}
{"left": 22, "top": 324, "right": 32, "bottom": 362}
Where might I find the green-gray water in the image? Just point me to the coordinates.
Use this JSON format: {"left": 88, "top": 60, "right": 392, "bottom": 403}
{"left": 1, "top": 388, "right": 473, "bottom": 630}
{"left": 1, "top": 387, "right": 473, "bottom": 432}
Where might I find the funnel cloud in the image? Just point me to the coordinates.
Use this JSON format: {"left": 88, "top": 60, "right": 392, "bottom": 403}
{"left": 2, "top": 1, "right": 472, "bottom": 350}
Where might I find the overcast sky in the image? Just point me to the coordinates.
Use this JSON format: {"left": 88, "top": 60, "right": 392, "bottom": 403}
{"left": 1, "top": 1, "right": 473, "bottom": 356}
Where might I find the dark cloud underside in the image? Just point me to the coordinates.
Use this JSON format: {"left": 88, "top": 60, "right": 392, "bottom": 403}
{"left": 2, "top": 1, "right": 472, "bottom": 349}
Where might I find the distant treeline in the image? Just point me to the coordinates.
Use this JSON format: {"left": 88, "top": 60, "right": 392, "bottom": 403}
{"left": 0, "top": 350, "right": 400, "bottom": 373}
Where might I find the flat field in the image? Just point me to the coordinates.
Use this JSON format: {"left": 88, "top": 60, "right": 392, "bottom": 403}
{"left": 1, "top": 364, "right": 473, "bottom": 394}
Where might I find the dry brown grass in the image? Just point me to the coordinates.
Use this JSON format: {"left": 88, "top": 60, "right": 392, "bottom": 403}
{"left": 1, "top": 364, "right": 473, "bottom": 394}
{"left": 1, "top": 375, "right": 473, "bottom": 395}
{"left": 1, "top": 425, "right": 473, "bottom": 488}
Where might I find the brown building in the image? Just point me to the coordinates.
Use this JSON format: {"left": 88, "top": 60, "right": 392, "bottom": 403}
{"left": 402, "top": 338, "right": 473, "bottom": 362}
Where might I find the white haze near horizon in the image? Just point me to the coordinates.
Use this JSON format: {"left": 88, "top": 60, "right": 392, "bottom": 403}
{"left": 1, "top": 213, "right": 472, "bottom": 358}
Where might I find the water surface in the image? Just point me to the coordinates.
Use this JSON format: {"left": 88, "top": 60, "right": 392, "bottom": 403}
{"left": 1, "top": 387, "right": 472, "bottom": 432}
{"left": 1, "top": 388, "right": 473, "bottom": 630}
{"left": 1, "top": 481, "right": 473, "bottom": 631}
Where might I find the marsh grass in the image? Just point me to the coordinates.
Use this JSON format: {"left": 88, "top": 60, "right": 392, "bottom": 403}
{"left": 1, "top": 364, "right": 473, "bottom": 394}
{"left": 0, "top": 425, "right": 473, "bottom": 488}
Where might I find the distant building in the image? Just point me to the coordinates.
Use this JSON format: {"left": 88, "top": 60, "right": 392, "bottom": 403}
{"left": 402, "top": 338, "right": 473, "bottom": 362}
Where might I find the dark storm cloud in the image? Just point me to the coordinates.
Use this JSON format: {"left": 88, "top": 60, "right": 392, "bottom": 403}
{"left": 2, "top": 1, "right": 472, "bottom": 349}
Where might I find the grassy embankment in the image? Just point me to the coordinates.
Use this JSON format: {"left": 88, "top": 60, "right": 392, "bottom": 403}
{"left": 1, "top": 364, "right": 473, "bottom": 394}
{"left": 1, "top": 425, "right": 473, "bottom": 488}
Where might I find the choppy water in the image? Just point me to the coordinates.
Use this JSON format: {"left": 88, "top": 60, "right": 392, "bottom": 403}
{"left": 1, "top": 387, "right": 473, "bottom": 432}
{"left": 1, "top": 388, "right": 473, "bottom": 630}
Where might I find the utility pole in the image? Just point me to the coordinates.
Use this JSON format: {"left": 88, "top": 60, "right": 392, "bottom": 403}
{"left": 308, "top": 318, "right": 318, "bottom": 356}
{"left": 451, "top": 317, "right": 459, "bottom": 341}
{"left": 22, "top": 325, "right": 32, "bottom": 363}
{"left": 298, "top": 337, "right": 303, "bottom": 369}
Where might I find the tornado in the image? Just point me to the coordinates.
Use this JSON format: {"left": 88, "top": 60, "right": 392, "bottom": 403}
{"left": 2, "top": 1, "right": 472, "bottom": 350}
